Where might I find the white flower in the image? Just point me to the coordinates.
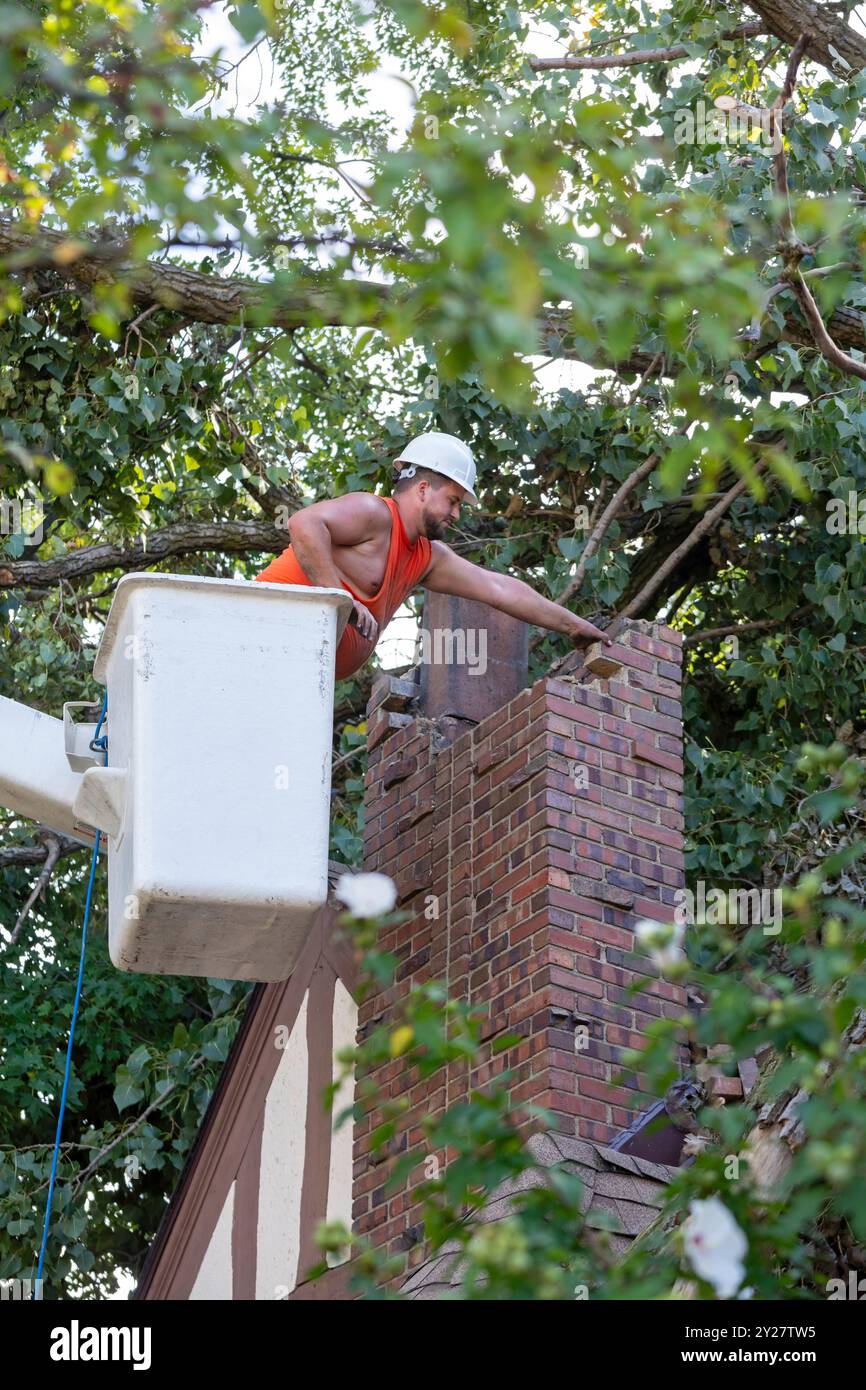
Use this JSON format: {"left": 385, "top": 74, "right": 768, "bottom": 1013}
{"left": 682, "top": 1133, "right": 710, "bottom": 1158}
{"left": 334, "top": 871, "right": 397, "bottom": 919}
{"left": 682, "top": 1196, "right": 748, "bottom": 1299}
{"left": 635, "top": 917, "right": 685, "bottom": 971}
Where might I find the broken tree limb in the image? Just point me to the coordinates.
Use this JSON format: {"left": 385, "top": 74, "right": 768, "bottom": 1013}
{"left": 8, "top": 831, "right": 65, "bottom": 946}
{"left": 786, "top": 269, "right": 866, "bottom": 380}
{"left": 619, "top": 462, "right": 768, "bottom": 619}
{"left": 3, "top": 216, "right": 865, "bottom": 389}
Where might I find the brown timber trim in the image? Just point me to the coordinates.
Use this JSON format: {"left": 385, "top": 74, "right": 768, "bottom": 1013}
{"left": 232, "top": 1107, "right": 265, "bottom": 1300}
{"left": 297, "top": 960, "right": 338, "bottom": 1280}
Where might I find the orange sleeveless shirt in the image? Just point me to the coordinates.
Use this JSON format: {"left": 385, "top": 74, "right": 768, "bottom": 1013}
{"left": 253, "top": 495, "right": 432, "bottom": 681}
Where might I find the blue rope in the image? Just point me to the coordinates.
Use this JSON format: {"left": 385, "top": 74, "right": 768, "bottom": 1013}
{"left": 33, "top": 690, "right": 108, "bottom": 1295}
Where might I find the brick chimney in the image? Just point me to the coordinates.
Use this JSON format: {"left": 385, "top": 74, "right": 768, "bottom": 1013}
{"left": 354, "top": 595, "right": 687, "bottom": 1266}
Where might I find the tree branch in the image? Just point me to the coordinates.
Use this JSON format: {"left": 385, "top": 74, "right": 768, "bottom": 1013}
{"left": 0, "top": 217, "right": 390, "bottom": 332}
{"left": 8, "top": 831, "right": 66, "bottom": 946}
{"left": 212, "top": 406, "right": 305, "bottom": 520}
{"left": 786, "top": 269, "right": 866, "bottom": 380}
{"left": 771, "top": 31, "right": 813, "bottom": 249}
{"left": 0, "top": 831, "right": 86, "bottom": 870}
{"left": 745, "top": 0, "right": 866, "bottom": 76}
{"left": 760, "top": 30, "right": 866, "bottom": 380}
{"left": 528, "top": 21, "right": 766, "bottom": 70}
{"left": 682, "top": 604, "right": 814, "bottom": 648}
{"left": 620, "top": 462, "right": 768, "bottom": 619}
{"left": 0, "top": 516, "right": 288, "bottom": 591}
{"left": 555, "top": 426, "right": 690, "bottom": 607}
{"left": 71, "top": 1055, "right": 209, "bottom": 1195}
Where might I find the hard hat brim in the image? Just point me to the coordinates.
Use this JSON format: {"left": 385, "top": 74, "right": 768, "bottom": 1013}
{"left": 394, "top": 459, "right": 481, "bottom": 507}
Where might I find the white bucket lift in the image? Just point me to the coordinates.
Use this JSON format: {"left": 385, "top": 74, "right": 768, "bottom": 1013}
{"left": 0, "top": 573, "right": 353, "bottom": 982}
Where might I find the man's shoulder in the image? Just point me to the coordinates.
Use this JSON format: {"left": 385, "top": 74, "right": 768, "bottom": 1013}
{"left": 330, "top": 490, "right": 392, "bottom": 530}
{"left": 350, "top": 490, "right": 392, "bottom": 514}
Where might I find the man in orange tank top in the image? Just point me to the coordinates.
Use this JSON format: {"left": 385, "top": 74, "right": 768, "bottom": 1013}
{"left": 254, "top": 431, "right": 611, "bottom": 681}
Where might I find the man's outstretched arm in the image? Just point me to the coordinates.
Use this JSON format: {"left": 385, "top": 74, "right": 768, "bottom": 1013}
{"left": 421, "top": 541, "right": 612, "bottom": 646}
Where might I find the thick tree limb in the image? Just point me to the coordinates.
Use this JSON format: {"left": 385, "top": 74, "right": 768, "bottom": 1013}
{"left": 0, "top": 831, "right": 86, "bottom": 870}
{"left": 529, "top": 22, "right": 766, "bottom": 70}
{"left": 4, "top": 217, "right": 865, "bottom": 388}
{"left": 0, "top": 517, "right": 287, "bottom": 591}
{"left": 744, "top": 0, "right": 866, "bottom": 75}
{"left": 0, "top": 217, "right": 390, "bottom": 331}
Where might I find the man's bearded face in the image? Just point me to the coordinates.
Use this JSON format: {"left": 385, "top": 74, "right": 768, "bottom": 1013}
{"left": 421, "top": 503, "right": 450, "bottom": 540}
{"left": 420, "top": 482, "right": 463, "bottom": 539}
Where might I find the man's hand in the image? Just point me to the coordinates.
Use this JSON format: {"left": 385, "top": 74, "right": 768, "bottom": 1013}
{"left": 567, "top": 615, "right": 613, "bottom": 648}
{"left": 348, "top": 600, "right": 379, "bottom": 643}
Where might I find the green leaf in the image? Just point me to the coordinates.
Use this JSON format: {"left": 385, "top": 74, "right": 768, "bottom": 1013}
{"left": 807, "top": 101, "right": 837, "bottom": 125}
{"left": 126, "top": 1044, "right": 151, "bottom": 1077}
{"left": 228, "top": 1, "right": 267, "bottom": 41}
{"left": 557, "top": 536, "right": 582, "bottom": 560}
{"left": 823, "top": 594, "right": 844, "bottom": 621}
{"left": 113, "top": 1070, "right": 145, "bottom": 1113}
{"left": 802, "top": 788, "right": 853, "bottom": 823}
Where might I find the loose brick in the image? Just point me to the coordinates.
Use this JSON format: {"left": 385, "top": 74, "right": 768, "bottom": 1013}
{"left": 632, "top": 738, "right": 684, "bottom": 774}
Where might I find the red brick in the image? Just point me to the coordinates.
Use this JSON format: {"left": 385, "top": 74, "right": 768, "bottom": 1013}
{"left": 632, "top": 738, "right": 684, "bottom": 774}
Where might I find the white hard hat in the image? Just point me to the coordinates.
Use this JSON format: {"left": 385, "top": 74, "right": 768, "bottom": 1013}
{"left": 394, "top": 431, "right": 480, "bottom": 507}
